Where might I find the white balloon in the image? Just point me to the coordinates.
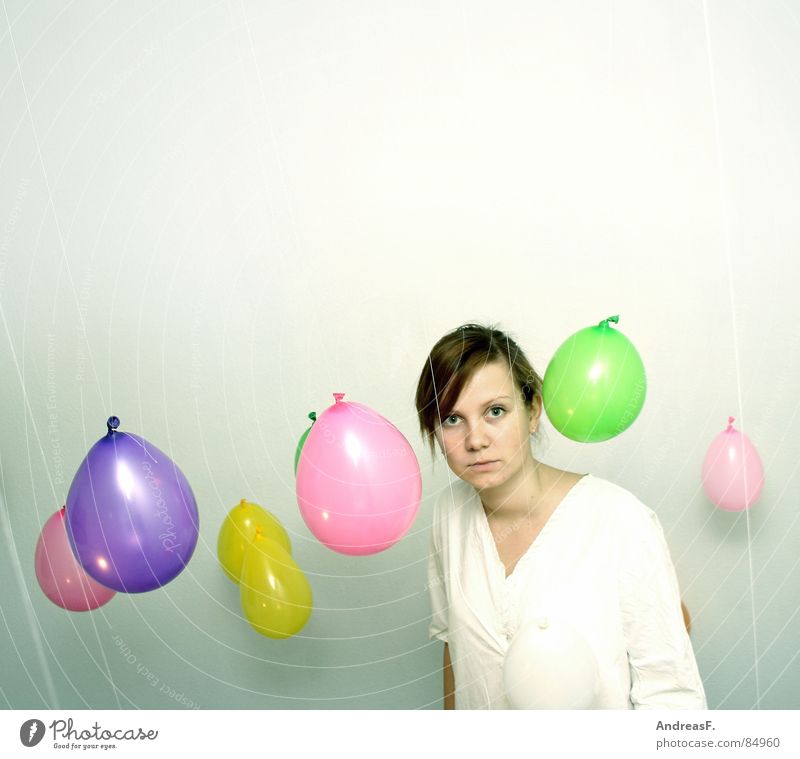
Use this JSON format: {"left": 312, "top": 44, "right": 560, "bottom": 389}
{"left": 502, "top": 617, "right": 601, "bottom": 709}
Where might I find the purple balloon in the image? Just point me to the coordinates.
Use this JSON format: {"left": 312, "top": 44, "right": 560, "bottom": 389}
{"left": 65, "top": 417, "right": 199, "bottom": 593}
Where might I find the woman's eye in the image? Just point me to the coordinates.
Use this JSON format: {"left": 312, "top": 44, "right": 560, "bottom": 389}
{"left": 488, "top": 406, "right": 505, "bottom": 418}
{"left": 443, "top": 415, "right": 460, "bottom": 426}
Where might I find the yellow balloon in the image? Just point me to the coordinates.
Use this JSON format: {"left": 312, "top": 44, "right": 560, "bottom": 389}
{"left": 240, "top": 534, "right": 312, "bottom": 639}
{"left": 217, "top": 499, "right": 292, "bottom": 584}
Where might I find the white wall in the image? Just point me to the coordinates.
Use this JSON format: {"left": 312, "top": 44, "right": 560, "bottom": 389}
{"left": 1, "top": 0, "right": 798, "bottom": 709}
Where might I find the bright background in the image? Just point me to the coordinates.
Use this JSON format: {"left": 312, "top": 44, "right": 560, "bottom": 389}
{"left": 1, "top": 0, "right": 799, "bottom": 709}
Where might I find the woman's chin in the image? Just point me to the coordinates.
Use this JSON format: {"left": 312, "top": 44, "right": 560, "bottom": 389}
{"left": 465, "top": 469, "right": 504, "bottom": 491}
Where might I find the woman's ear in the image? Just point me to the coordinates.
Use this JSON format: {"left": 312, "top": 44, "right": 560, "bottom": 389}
{"left": 529, "top": 396, "right": 543, "bottom": 435}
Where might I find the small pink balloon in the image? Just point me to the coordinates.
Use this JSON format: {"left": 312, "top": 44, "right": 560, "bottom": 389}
{"left": 35, "top": 507, "right": 116, "bottom": 611}
{"left": 701, "top": 417, "right": 764, "bottom": 512}
{"left": 296, "top": 393, "right": 421, "bottom": 555}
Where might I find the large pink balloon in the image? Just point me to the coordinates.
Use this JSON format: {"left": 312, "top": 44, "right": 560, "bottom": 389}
{"left": 296, "top": 393, "right": 421, "bottom": 555}
{"left": 701, "top": 417, "right": 764, "bottom": 512}
{"left": 35, "top": 507, "right": 116, "bottom": 611}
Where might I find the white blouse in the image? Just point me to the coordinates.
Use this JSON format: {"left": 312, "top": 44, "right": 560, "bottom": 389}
{"left": 427, "top": 474, "right": 707, "bottom": 709}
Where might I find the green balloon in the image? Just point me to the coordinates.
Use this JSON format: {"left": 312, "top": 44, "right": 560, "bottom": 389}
{"left": 542, "top": 316, "right": 646, "bottom": 442}
{"left": 294, "top": 412, "right": 317, "bottom": 475}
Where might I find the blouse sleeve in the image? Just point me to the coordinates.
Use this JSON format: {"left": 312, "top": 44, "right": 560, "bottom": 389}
{"left": 427, "top": 499, "right": 449, "bottom": 643}
{"left": 619, "top": 505, "right": 707, "bottom": 709}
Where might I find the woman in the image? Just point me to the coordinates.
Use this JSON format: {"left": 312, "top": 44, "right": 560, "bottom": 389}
{"left": 415, "top": 323, "right": 706, "bottom": 710}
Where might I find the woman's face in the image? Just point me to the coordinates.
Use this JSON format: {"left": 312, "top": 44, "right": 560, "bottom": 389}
{"left": 435, "top": 360, "right": 540, "bottom": 491}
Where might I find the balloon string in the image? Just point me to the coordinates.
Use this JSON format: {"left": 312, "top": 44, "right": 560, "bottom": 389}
{"left": 702, "top": 0, "right": 760, "bottom": 709}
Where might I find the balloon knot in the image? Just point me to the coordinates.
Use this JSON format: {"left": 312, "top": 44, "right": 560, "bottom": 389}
{"left": 599, "top": 315, "right": 620, "bottom": 327}
{"left": 333, "top": 393, "right": 345, "bottom": 404}
{"left": 308, "top": 411, "right": 317, "bottom": 422}
{"left": 726, "top": 416, "right": 735, "bottom": 431}
{"left": 106, "top": 416, "right": 120, "bottom": 434}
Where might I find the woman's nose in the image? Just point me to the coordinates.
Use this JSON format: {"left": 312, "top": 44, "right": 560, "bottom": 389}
{"left": 464, "top": 422, "right": 490, "bottom": 451}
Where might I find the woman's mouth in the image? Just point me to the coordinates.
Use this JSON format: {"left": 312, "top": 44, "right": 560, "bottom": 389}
{"left": 469, "top": 460, "right": 499, "bottom": 471}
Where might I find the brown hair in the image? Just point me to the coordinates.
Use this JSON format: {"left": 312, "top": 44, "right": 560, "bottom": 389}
{"left": 414, "top": 323, "right": 543, "bottom": 455}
